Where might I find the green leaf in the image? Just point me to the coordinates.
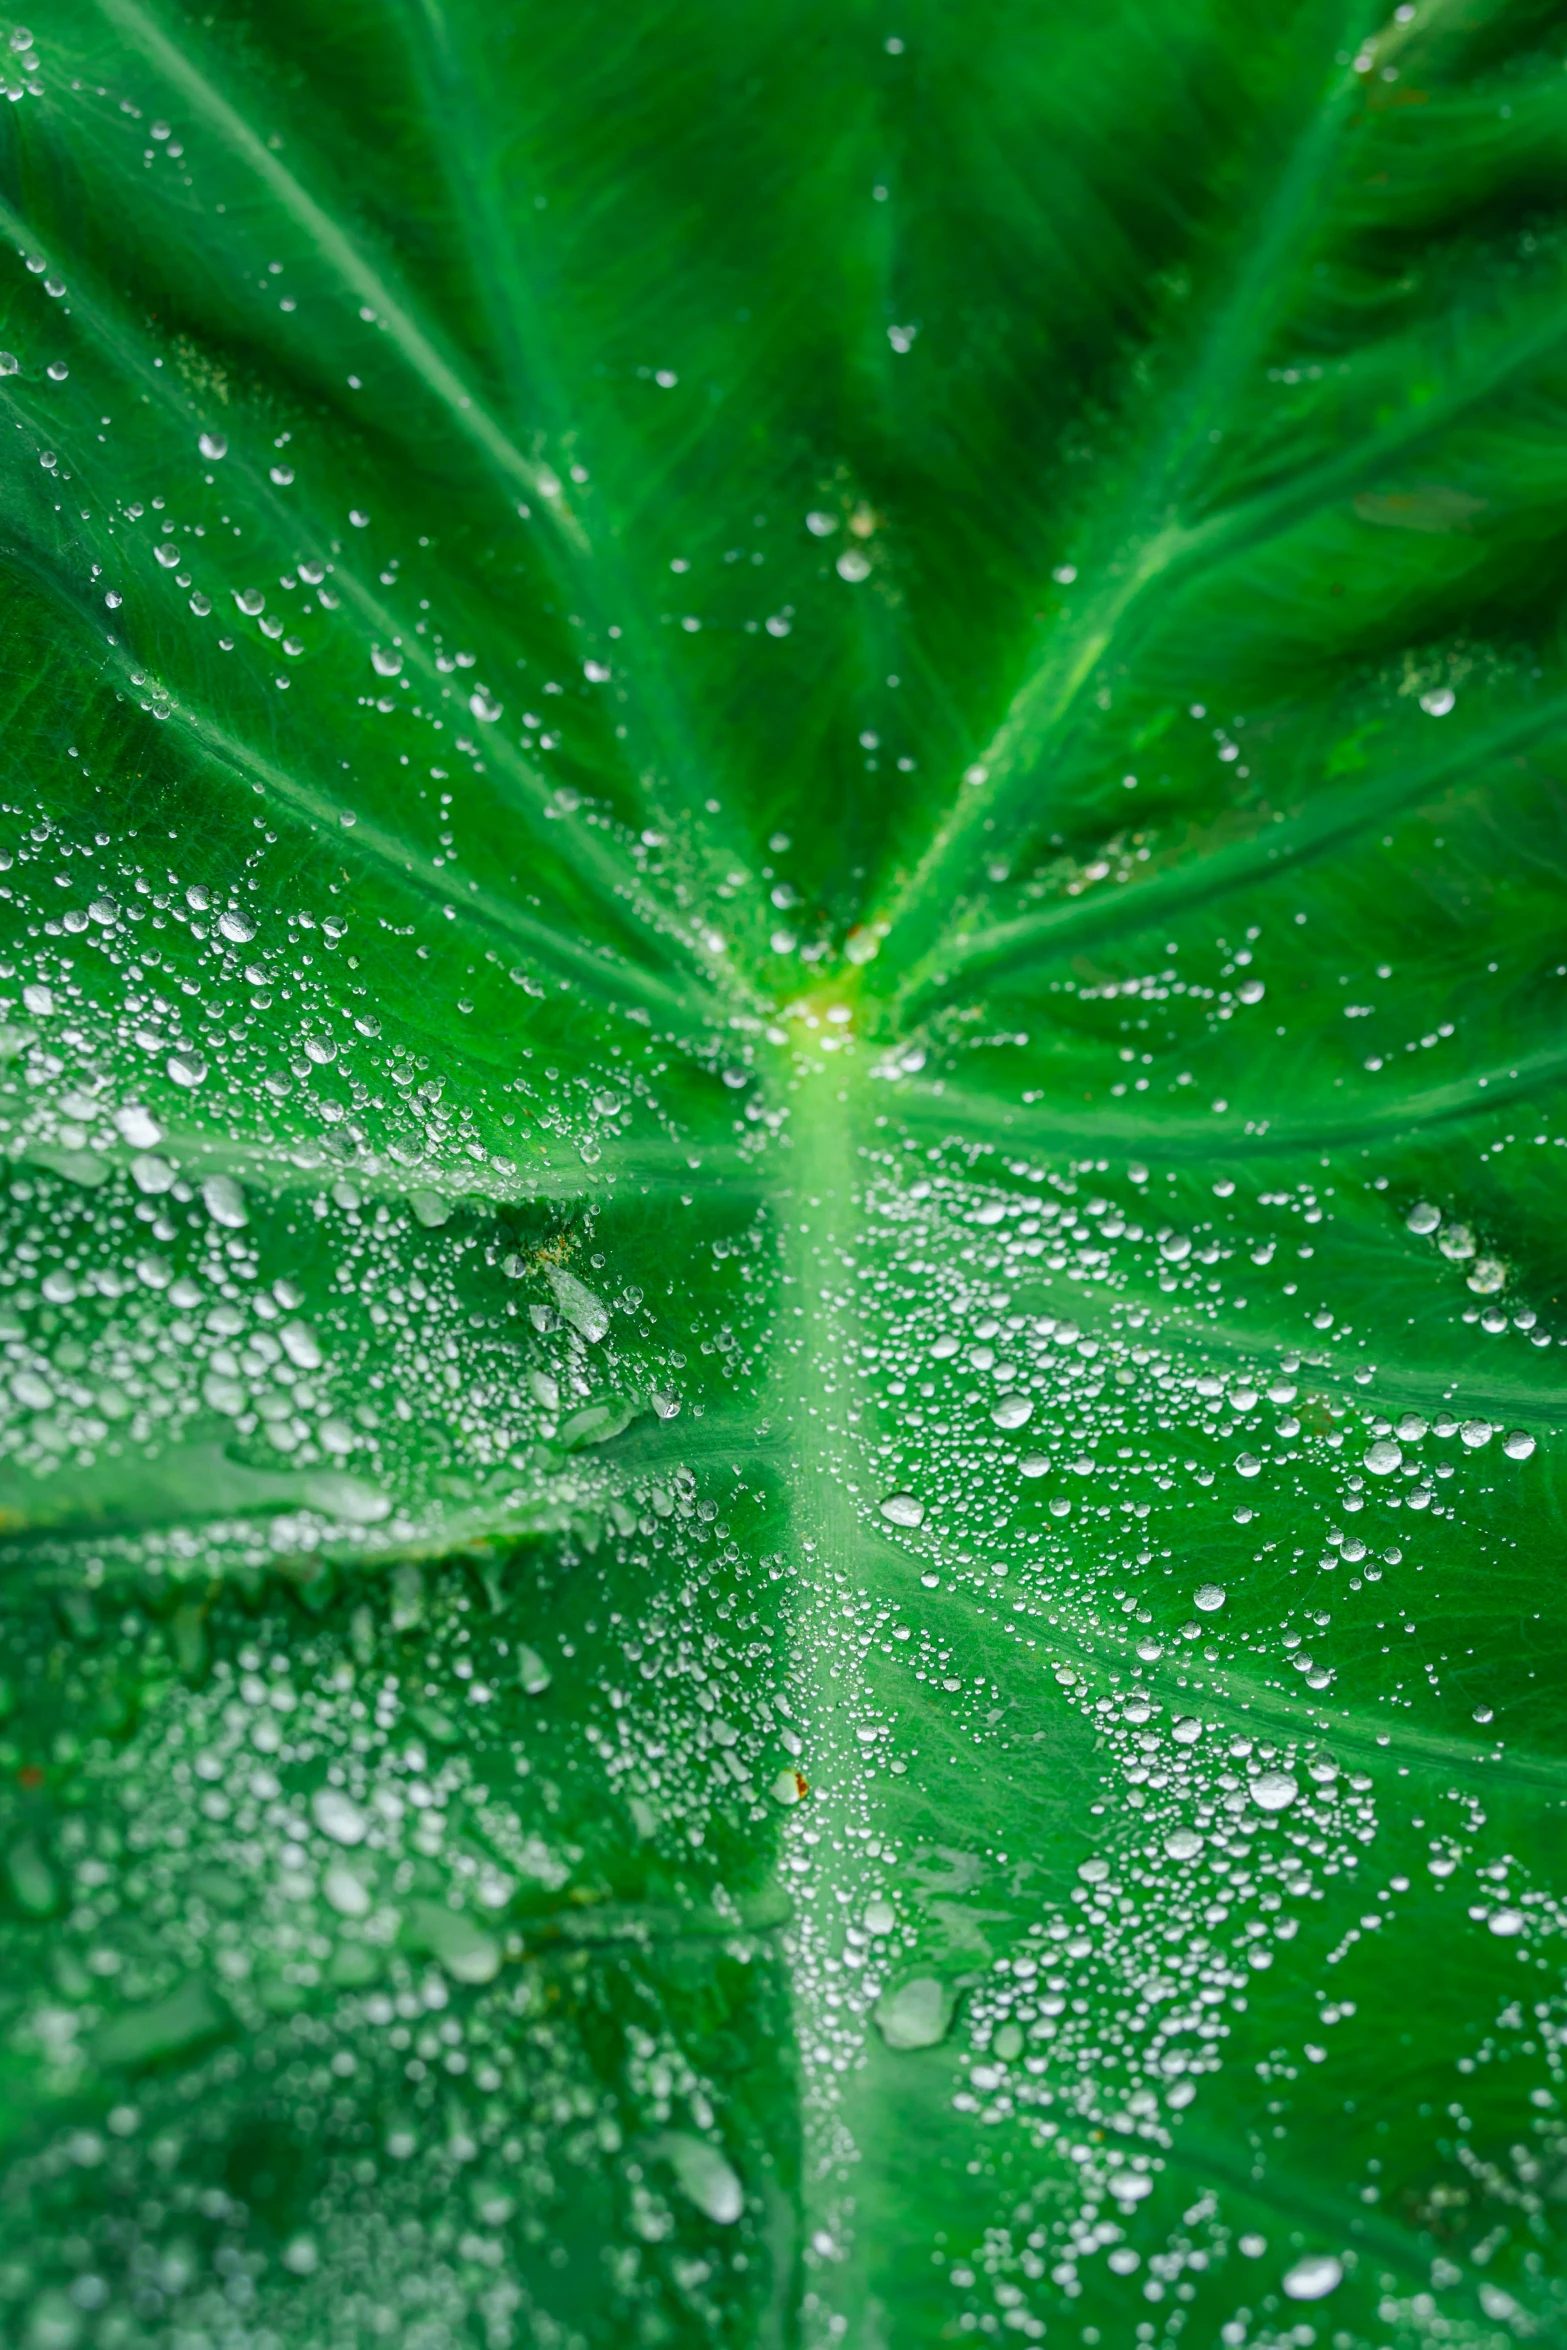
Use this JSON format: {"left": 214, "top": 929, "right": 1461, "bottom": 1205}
{"left": 1, "top": 3, "right": 1566, "bottom": 2344}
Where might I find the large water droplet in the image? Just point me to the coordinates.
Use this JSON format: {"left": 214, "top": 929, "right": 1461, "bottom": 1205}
{"left": 312, "top": 1788, "right": 368, "bottom": 1846}
{"left": 657, "top": 2133, "right": 743, "bottom": 2225}
{"left": 874, "top": 1975, "right": 954, "bottom": 2051}
{"left": 1282, "top": 2255, "right": 1342, "bottom": 2302}
{"left": 201, "top": 1174, "right": 247, "bottom": 1229}
{"left": 878, "top": 1492, "right": 925, "bottom": 1528}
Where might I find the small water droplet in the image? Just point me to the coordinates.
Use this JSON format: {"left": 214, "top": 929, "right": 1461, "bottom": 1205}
{"left": 1194, "top": 1582, "right": 1225, "bottom": 1612}
{"left": 371, "top": 645, "right": 403, "bottom": 677}
{"left": 198, "top": 430, "right": 227, "bottom": 461}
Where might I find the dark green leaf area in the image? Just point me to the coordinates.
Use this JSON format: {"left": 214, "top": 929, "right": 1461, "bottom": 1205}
{"left": 4, "top": 2, "right": 1567, "bottom": 2346}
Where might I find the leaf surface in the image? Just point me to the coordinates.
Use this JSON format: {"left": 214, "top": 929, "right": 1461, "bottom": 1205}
{"left": 2, "top": 4, "right": 1567, "bottom": 2345}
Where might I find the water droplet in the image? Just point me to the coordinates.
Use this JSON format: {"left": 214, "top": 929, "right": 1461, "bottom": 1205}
{"left": 1234, "top": 1451, "right": 1261, "bottom": 1478}
{"left": 1503, "top": 1429, "right": 1535, "bottom": 1461}
{"left": 130, "top": 1153, "right": 175, "bottom": 1194}
{"left": 1078, "top": 1855, "right": 1110, "bottom": 1884}
{"left": 311, "top": 1788, "right": 368, "bottom": 1846}
{"left": 1395, "top": 1413, "right": 1428, "bottom": 1442}
{"left": 805, "top": 510, "right": 839, "bottom": 536}
{"left": 1171, "top": 1716, "right": 1202, "bottom": 1745}
{"left": 1194, "top": 1583, "right": 1225, "bottom": 1612}
{"left": 281, "top": 2237, "right": 320, "bottom": 2278}
{"left": 1364, "top": 1439, "right": 1402, "bottom": 1475}
{"left": 201, "top": 1174, "right": 247, "bottom": 1228}
{"left": 280, "top": 1320, "right": 322, "bottom": 1370}
{"left": 770, "top": 1768, "right": 807, "bottom": 1806}
{"left": 323, "top": 1862, "right": 371, "bottom": 1918}
{"left": 167, "top": 1049, "right": 208, "bottom": 1088}
{"left": 1164, "top": 1828, "right": 1203, "bottom": 1860}
{"left": 409, "top": 1189, "right": 449, "bottom": 1228}
{"left": 991, "top": 1393, "right": 1034, "bottom": 1429}
{"left": 836, "top": 548, "right": 871, "bottom": 582}
{"left": 1489, "top": 1907, "right": 1526, "bottom": 1937}
{"left": 1406, "top": 1200, "right": 1441, "bottom": 1235}
{"left": 371, "top": 645, "right": 403, "bottom": 677}
{"left": 1419, "top": 686, "right": 1455, "bottom": 716}
{"left": 874, "top": 1975, "right": 954, "bottom": 2051}
{"left": 0, "top": 353, "right": 16, "bottom": 376}
{"left": 1282, "top": 2255, "right": 1342, "bottom": 2302}
{"left": 864, "top": 1899, "right": 896, "bottom": 1936}
{"left": 657, "top": 2133, "right": 743, "bottom": 2225}
{"left": 516, "top": 1645, "right": 551, "bottom": 1695}
{"left": 1108, "top": 2171, "right": 1153, "bottom": 2204}
{"left": 1252, "top": 1770, "right": 1298, "bottom": 1813}
{"left": 1019, "top": 1451, "right": 1049, "bottom": 1478}
{"left": 878, "top": 1492, "right": 925, "bottom": 1528}
{"left": 546, "top": 1266, "right": 609, "bottom": 1342}
{"left": 113, "top": 1103, "right": 160, "bottom": 1148}
{"left": 469, "top": 688, "right": 502, "bottom": 723}
{"left": 1460, "top": 1419, "right": 1493, "bottom": 1449}
{"left": 198, "top": 430, "right": 227, "bottom": 460}
{"left": 233, "top": 587, "right": 265, "bottom": 616}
